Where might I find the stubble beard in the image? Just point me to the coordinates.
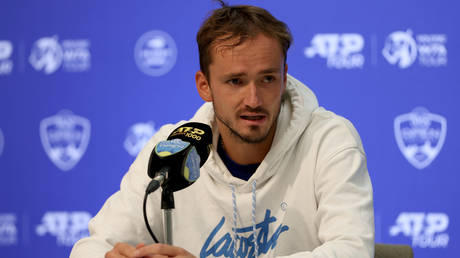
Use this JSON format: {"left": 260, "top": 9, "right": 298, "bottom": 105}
{"left": 213, "top": 104, "right": 281, "bottom": 144}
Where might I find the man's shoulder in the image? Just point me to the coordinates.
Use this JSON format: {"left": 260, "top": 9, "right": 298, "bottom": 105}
{"left": 304, "top": 107, "right": 364, "bottom": 153}
{"left": 309, "top": 107, "right": 356, "bottom": 132}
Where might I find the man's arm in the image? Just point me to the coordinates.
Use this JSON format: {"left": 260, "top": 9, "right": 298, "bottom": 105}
{"left": 279, "top": 117, "right": 374, "bottom": 257}
{"left": 277, "top": 146, "right": 374, "bottom": 258}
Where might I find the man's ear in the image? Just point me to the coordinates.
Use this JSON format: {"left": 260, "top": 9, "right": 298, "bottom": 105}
{"left": 196, "top": 70, "right": 213, "bottom": 102}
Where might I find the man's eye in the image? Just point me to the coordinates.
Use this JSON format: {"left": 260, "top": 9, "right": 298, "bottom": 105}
{"left": 227, "top": 78, "right": 242, "bottom": 85}
{"left": 262, "top": 76, "right": 276, "bottom": 83}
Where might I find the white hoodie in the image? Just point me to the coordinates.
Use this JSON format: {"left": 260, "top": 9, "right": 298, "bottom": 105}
{"left": 70, "top": 75, "right": 374, "bottom": 258}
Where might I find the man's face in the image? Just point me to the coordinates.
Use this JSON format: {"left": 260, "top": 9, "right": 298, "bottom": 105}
{"left": 197, "top": 33, "right": 287, "bottom": 144}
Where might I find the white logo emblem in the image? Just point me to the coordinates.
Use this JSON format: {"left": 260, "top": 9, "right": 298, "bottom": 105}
{"left": 280, "top": 202, "right": 288, "bottom": 211}
{"left": 29, "top": 36, "right": 91, "bottom": 74}
{"left": 383, "top": 30, "right": 447, "bottom": 68}
{"left": 0, "top": 40, "right": 13, "bottom": 75}
{"left": 304, "top": 33, "right": 364, "bottom": 69}
{"left": 134, "top": 30, "right": 177, "bottom": 76}
{"left": 29, "top": 36, "right": 63, "bottom": 74}
{"left": 124, "top": 121, "right": 157, "bottom": 156}
{"left": 0, "top": 214, "right": 17, "bottom": 245}
{"left": 0, "top": 128, "right": 4, "bottom": 156}
{"left": 40, "top": 110, "right": 91, "bottom": 171}
{"left": 394, "top": 107, "right": 447, "bottom": 169}
{"left": 36, "top": 211, "right": 91, "bottom": 246}
{"left": 382, "top": 30, "right": 417, "bottom": 69}
{"left": 390, "top": 212, "right": 449, "bottom": 248}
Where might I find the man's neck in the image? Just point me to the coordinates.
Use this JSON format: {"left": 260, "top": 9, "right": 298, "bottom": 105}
{"left": 219, "top": 127, "right": 276, "bottom": 165}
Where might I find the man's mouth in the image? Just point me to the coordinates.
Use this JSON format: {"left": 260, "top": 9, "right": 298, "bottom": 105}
{"left": 239, "top": 113, "right": 268, "bottom": 126}
{"left": 241, "top": 115, "right": 265, "bottom": 121}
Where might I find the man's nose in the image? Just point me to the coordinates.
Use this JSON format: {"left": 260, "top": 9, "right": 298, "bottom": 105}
{"left": 243, "top": 82, "right": 262, "bottom": 108}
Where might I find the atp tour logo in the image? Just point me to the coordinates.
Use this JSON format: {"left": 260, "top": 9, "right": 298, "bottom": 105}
{"left": 0, "top": 214, "right": 17, "bottom": 245}
{"left": 124, "top": 121, "right": 157, "bottom": 156}
{"left": 134, "top": 30, "right": 177, "bottom": 76}
{"left": 29, "top": 36, "right": 91, "bottom": 74}
{"left": 304, "top": 33, "right": 364, "bottom": 69}
{"left": 0, "top": 40, "right": 13, "bottom": 75}
{"left": 389, "top": 212, "right": 449, "bottom": 248}
{"left": 383, "top": 30, "right": 447, "bottom": 68}
{"left": 36, "top": 211, "right": 91, "bottom": 246}
{"left": 394, "top": 107, "right": 446, "bottom": 169}
{"left": 40, "top": 110, "right": 91, "bottom": 171}
{"left": 0, "top": 128, "right": 4, "bottom": 156}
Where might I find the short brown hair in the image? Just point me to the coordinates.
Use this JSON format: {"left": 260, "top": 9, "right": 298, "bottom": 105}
{"left": 196, "top": 2, "right": 292, "bottom": 79}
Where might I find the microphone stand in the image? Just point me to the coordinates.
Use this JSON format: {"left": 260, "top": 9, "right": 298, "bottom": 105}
{"left": 161, "top": 188, "right": 175, "bottom": 245}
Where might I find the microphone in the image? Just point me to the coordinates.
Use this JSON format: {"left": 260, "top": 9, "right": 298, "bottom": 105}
{"left": 147, "top": 122, "right": 212, "bottom": 193}
{"left": 143, "top": 122, "right": 212, "bottom": 244}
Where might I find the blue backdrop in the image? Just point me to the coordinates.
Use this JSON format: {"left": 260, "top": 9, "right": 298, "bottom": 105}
{"left": 0, "top": 0, "right": 458, "bottom": 257}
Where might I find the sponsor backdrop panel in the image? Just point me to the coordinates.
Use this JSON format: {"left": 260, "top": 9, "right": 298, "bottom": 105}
{"left": 0, "top": 0, "right": 458, "bottom": 257}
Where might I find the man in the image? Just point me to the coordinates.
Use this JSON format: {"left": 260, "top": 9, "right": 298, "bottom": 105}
{"left": 71, "top": 3, "right": 374, "bottom": 258}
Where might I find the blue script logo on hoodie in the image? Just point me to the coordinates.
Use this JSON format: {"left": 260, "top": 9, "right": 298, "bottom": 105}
{"left": 200, "top": 209, "right": 289, "bottom": 258}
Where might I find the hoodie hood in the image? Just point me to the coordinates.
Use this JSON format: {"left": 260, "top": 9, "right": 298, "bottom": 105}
{"left": 190, "top": 74, "right": 319, "bottom": 190}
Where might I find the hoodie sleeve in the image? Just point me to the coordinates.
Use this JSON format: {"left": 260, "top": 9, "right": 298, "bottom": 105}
{"left": 69, "top": 125, "right": 175, "bottom": 258}
{"left": 278, "top": 117, "right": 375, "bottom": 258}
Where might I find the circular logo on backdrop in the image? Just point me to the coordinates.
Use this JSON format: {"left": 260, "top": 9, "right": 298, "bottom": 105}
{"left": 124, "top": 121, "right": 157, "bottom": 156}
{"left": 382, "top": 30, "right": 417, "bottom": 69}
{"left": 29, "top": 36, "right": 63, "bottom": 74}
{"left": 134, "top": 30, "right": 178, "bottom": 77}
{"left": 0, "top": 128, "right": 4, "bottom": 156}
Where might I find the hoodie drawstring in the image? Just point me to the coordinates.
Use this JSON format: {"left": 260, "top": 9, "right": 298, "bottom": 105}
{"left": 230, "top": 184, "right": 238, "bottom": 258}
{"left": 230, "top": 180, "right": 258, "bottom": 258}
{"left": 251, "top": 180, "right": 258, "bottom": 257}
